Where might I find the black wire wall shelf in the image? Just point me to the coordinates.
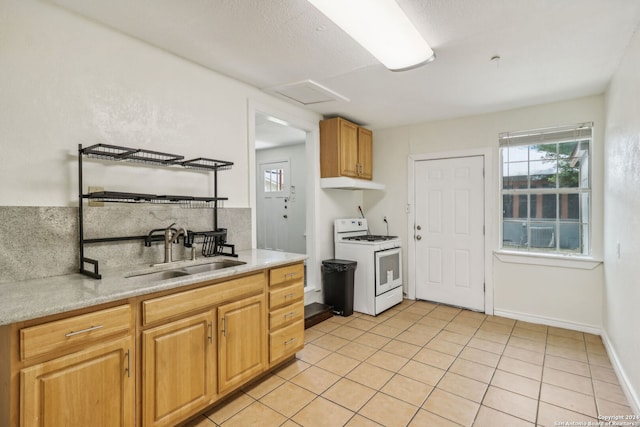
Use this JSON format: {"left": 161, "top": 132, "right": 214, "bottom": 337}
{"left": 82, "top": 191, "right": 228, "bottom": 206}
{"left": 82, "top": 143, "right": 234, "bottom": 171}
{"left": 78, "top": 143, "right": 235, "bottom": 279}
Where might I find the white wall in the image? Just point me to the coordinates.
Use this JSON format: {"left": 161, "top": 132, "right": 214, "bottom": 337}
{"left": 603, "top": 27, "right": 640, "bottom": 413}
{"left": 0, "top": 0, "right": 363, "bottom": 307}
{"left": 0, "top": 0, "right": 319, "bottom": 208}
{"left": 305, "top": 188, "right": 364, "bottom": 304}
{"left": 365, "top": 95, "right": 605, "bottom": 330}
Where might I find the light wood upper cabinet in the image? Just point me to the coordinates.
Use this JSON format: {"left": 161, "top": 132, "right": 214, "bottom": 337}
{"left": 142, "top": 310, "right": 216, "bottom": 427}
{"left": 357, "top": 127, "right": 373, "bottom": 179}
{"left": 218, "top": 293, "right": 267, "bottom": 393}
{"left": 21, "top": 335, "right": 134, "bottom": 427}
{"left": 320, "top": 117, "right": 373, "bottom": 180}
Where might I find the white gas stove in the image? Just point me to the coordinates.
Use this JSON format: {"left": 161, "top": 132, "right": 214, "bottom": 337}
{"left": 334, "top": 219, "right": 403, "bottom": 316}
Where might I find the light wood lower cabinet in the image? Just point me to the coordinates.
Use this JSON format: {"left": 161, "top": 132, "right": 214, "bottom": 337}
{"left": 20, "top": 335, "right": 134, "bottom": 427}
{"left": 142, "top": 310, "right": 216, "bottom": 427}
{"left": 3, "top": 264, "right": 303, "bottom": 427}
{"left": 268, "top": 263, "right": 305, "bottom": 366}
{"left": 218, "top": 293, "right": 267, "bottom": 393}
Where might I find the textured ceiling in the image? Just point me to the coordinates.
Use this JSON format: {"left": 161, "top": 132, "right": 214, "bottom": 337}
{"left": 48, "top": 0, "right": 640, "bottom": 130}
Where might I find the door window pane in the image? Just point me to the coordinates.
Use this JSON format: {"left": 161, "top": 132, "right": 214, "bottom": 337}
{"left": 264, "top": 168, "right": 284, "bottom": 192}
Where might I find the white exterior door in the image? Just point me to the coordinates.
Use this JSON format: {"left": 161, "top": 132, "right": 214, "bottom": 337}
{"left": 414, "top": 156, "right": 485, "bottom": 311}
{"left": 257, "top": 160, "right": 290, "bottom": 251}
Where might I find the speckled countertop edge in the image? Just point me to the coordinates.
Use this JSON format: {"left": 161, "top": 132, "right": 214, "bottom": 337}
{"left": 0, "top": 249, "right": 307, "bottom": 326}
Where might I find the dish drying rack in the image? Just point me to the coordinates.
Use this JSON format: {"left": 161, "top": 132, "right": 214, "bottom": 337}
{"left": 186, "top": 230, "right": 236, "bottom": 258}
{"left": 78, "top": 144, "right": 236, "bottom": 279}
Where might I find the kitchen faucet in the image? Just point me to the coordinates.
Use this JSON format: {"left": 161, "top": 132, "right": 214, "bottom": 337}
{"left": 174, "top": 226, "right": 196, "bottom": 262}
{"left": 146, "top": 223, "right": 195, "bottom": 265}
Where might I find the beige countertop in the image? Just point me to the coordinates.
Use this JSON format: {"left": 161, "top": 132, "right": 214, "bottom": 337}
{"left": 0, "top": 249, "right": 307, "bottom": 326}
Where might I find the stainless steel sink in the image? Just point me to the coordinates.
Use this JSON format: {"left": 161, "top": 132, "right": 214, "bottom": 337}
{"left": 126, "top": 259, "right": 246, "bottom": 282}
{"left": 180, "top": 260, "right": 246, "bottom": 275}
{"left": 127, "top": 269, "right": 191, "bottom": 281}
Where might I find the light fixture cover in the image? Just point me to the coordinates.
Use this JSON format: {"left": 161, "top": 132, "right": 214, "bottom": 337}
{"left": 308, "top": 0, "right": 434, "bottom": 71}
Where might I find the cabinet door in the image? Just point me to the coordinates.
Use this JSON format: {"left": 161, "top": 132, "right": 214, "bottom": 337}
{"left": 357, "top": 127, "right": 373, "bottom": 179}
{"left": 142, "top": 311, "right": 216, "bottom": 427}
{"left": 339, "top": 119, "right": 359, "bottom": 177}
{"left": 218, "top": 294, "right": 266, "bottom": 393}
{"left": 21, "top": 336, "right": 134, "bottom": 427}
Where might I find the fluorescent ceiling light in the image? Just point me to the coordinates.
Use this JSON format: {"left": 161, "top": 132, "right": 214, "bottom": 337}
{"left": 266, "top": 116, "right": 290, "bottom": 126}
{"left": 308, "top": 0, "right": 434, "bottom": 71}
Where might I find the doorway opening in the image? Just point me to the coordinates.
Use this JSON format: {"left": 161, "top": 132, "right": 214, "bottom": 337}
{"left": 249, "top": 105, "right": 319, "bottom": 294}
{"left": 255, "top": 117, "right": 306, "bottom": 254}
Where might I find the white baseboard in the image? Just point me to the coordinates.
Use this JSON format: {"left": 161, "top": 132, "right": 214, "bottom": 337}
{"left": 495, "top": 309, "right": 639, "bottom": 415}
{"left": 493, "top": 309, "right": 601, "bottom": 335}
{"left": 601, "top": 330, "right": 640, "bottom": 415}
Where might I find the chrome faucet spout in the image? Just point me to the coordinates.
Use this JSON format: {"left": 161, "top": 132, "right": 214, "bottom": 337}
{"left": 175, "top": 228, "right": 196, "bottom": 261}
{"left": 163, "top": 223, "right": 178, "bottom": 263}
{"left": 175, "top": 227, "right": 188, "bottom": 242}
{"left": 148, "top": 223, "right": 193, "bottom": 265}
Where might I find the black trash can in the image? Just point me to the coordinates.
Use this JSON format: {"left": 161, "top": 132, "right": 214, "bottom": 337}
{"left": 322, "top": 259, "right": 357, "bottom": 316}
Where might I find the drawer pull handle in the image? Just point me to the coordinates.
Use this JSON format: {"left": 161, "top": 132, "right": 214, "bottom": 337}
{"left": 284, "top": 272, "right": 297, "bottom": 279}
{"left": 284, "top": 293, "right": 296, "bottom": 299}
{"left": 65, "top": 325, "right": 103, "bottom": 337}
{"left": 284, "top": 337, "right": 298, "bottom": 345}
{"left": 284, "top": 311, "right": 297, "bottom": 319}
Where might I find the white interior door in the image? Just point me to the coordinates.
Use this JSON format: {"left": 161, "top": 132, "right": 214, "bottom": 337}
{"left": 257, "top": 160, "right": 290, "bottom": 251}
{"left": 414, "top": 156, "right": 485, "bottom": 311}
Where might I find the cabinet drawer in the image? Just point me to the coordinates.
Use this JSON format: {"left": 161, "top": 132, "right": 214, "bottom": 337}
{"left": 269, "top": 320, "right": 304, "bottom": 364}
{"left": 20, "top": 305, "right": 131, "bottom": 361}
{"left": 269, "top": 282, "right": 303, "bottom": 310}
{"left": 143, "top": 273, "right": 265, "bottom": 325}
{"left": 269, "top": 263, "right": 304, "bottom": 287}
{"left": 269, "top": 300, "right": 304, "bottom": 330}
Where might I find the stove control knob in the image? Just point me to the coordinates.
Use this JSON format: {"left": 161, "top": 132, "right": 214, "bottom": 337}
{"left": 416, "top": 235, "right": 422, "bottom": 240}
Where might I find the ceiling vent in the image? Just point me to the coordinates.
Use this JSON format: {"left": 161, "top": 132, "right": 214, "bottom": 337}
{"left": 267, "top": 80, "right": 349, "bottom": 105}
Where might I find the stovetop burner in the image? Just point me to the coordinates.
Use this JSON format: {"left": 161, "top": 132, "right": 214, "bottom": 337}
{"left": 344, "top": 235, "right": 398, "bottom": 242}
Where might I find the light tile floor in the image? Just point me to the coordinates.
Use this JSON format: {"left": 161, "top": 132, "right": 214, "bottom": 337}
{"left": 185, "top": 299, "right": 633, "bottom": 427}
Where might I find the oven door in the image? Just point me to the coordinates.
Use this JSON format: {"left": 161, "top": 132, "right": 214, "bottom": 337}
{"left": 375, "top": 247, "right": 402, "bottom": 296}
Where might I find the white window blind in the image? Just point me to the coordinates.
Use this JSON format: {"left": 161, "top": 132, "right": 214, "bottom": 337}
{"left": 499, "top": 122, "right": 593, "bottom": 255}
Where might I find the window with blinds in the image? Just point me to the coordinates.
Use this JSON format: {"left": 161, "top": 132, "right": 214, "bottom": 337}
{"left": 499, "top": 122, "right": 592, "bottom": 255}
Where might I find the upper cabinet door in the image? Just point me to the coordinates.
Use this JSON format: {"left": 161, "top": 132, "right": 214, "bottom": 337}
{"left": 357, "top": 127, "right": 373, "bottom": 179}
{"left": 320, "top": 117, "right": 373, "bottom": 180}
{"left": 338, "top": 119, "right": 359, "bottom": 177}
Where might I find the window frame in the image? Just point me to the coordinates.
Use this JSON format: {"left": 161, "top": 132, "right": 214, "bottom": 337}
{"left": 498, "top": 123, "right": 593, "bottom": 257}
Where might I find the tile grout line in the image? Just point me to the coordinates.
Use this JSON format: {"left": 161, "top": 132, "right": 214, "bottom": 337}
{"left": 535, "top": 322, "right": 549, "bottom": 427}
{"left": 471, "top": 314, "right": 518, "bottom": 427}
{"left": 210, "top": 301, "right": 628, "bottom": 426}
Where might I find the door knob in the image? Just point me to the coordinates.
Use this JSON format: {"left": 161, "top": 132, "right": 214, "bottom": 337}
{"left": 416, "top": 225, "right": 422, "bottom": 230}
{"left": 416, "top": 235, "right": 422, "bottom": 240}
{"left": 283, "top": 215, "right": 288, "bottom": 219}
